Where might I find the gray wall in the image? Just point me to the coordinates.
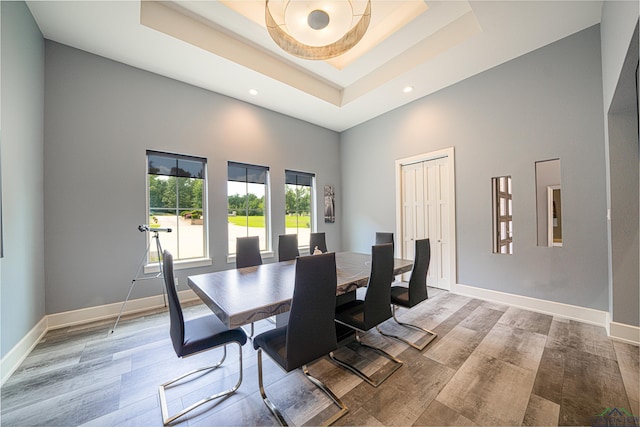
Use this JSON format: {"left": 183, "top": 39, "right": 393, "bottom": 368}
{"left": 43, "top": 41, "right": 341, "bottom": 314}
{"left": 608, "top": 111, "right": 639, "bottom": 326}
{"left": 600, "top": 1, "right": 639, "bottom": 110}
{"left": 340, "top": 25, "right": 609, "bottom": 311}
{"left": 0, "top": 2, "right": 46, "bottom": 358}
{"left": 601, "top": 2, "right": 639, "bottom": 327}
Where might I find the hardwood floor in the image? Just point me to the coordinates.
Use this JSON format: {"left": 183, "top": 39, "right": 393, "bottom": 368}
{"left": 2, "top": 289, "right": 638, "bottom": 426}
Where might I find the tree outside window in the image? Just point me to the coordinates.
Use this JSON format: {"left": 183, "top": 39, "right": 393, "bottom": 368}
{"left": 147, "top": 151, "right": 207, "bottom": 262}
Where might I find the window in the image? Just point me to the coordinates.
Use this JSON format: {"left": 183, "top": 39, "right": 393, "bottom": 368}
{"left": 492, "top": 175, "right": 513, "bottom": 254}
{"left": 227, "top": 162, "right": 270, "bottom": 254}
{"left": 147, "top": 151, "right": 207, "bottom": 262}
{"left": 285, "top": 170, "right": 314, "bottom": 246}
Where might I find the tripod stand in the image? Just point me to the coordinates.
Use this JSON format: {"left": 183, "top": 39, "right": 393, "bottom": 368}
{"left": 110, "top": 225, "right": 171, "bottom": 334}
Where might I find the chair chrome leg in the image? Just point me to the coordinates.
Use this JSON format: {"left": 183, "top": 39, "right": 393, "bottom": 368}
{"left": 257, "top": 351, "right": 348, "bottom": 426}
{"left": 243, "top": 322, "right": 255, "bottom": 341}
{"left": 257, "top": 349, "right": 288, "bottom": 426}
{"left": 302, "top": 364, "right": 349, "bottom": 426}
{"left": 159, "top": 344, "right": 242, "bottom": 425}
{"left": 329, "top": 331, "right": 403, "bottom": 387}
{"left": 377, "top": 305, "right": 437, "bottom": 351}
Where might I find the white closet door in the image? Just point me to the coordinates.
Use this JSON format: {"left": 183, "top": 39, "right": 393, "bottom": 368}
{"left": 402, "top": 163, "right": 422, "bottom": 262}
{"left": 431, "top": 158, "right": 450, "bottom": 289}
{"left": 401, "top": 157, "right": 450, "bottom": 290}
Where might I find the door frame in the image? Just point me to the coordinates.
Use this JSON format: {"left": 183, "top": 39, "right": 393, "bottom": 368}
{"left": 394, "top": 147, "right": 457, "bottom": 290}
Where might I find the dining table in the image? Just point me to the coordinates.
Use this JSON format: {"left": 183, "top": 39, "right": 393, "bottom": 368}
{"left": 188, "top": 251, "right": 413, "bottom": 329}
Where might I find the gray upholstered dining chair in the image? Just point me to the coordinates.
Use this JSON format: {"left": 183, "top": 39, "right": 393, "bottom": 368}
{"left": 235, "top": 236, "right": 264, "bottom": 338}
{"left": 236, "top": 236, "right": 262, "bottom": 269}
{"left": 159, "top": 251, "right": 247, "bottom": 425}
{"left": 278, "top": 234, "right": 299, "bottom": 262}
{"left": 375, "top": 232, "right": 394, "bottom": 251}
{"left": 253, "top": 252, "right": 348, "bottom": 426}
{"left": 330, "top": 243, "right": 403, "bottom": 387}
{"left": 374, "top": 231, "right": 398, "bottom": 288}
{"left": 309, "top": 232, "right": 328, "bottom": 254}
{"left": 377, "top": 238, "right": 437, "bottom": 350}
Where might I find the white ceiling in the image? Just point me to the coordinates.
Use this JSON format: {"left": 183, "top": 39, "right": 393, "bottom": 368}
{"left": 26, "top": 1, "right": 603, "bottom": 132}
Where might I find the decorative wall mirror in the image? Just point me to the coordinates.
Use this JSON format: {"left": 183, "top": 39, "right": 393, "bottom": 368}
{"left": 535, "top": 159, "right": 562, "bottom": 247}
{"left": 492, "top": 175, "right": 513, "bottom": 254}
{"left": 547, "top": 185, "right": 562, "bottom": 246}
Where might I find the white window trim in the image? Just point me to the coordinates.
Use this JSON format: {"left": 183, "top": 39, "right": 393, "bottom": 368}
{"left": 227, "top": 163, "right": 272, "bottom": 257}
{"left": 311, "top": 176, "right": 317, "bottom": 232}
{"left": 144, "top": 257, "right": 213, "bottom": 274}
{"left": 226, "top": 251, "right": 275, "bottom": 265}
{"left": 145, "top": 151, "right": 209, "bottom": 265}
{"left": 284, "top": 171, "right": 316, "bottom": 243}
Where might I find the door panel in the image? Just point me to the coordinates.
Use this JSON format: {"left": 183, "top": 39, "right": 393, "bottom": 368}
{"left": 401, "top": 156, "right": 451, "bottom": 290}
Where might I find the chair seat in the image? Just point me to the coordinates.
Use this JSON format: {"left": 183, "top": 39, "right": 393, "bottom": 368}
{"left": 390, "top": 285, "right": 413, "bottom": 307}
{"left": 180, "top": 315, "right": 247, "bottom": 358}
{"left": 334, "top": 299, "right": 368, "bottom": 331}
{"left": 252, "top": 326, "right": 289, "bottom": 371}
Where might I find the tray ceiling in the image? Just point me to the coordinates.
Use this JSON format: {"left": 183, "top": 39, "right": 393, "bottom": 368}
{"left": 26, "top": 1, "right": 603, "bottom": 131}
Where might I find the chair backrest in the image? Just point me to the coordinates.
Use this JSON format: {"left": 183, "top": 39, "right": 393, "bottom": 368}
{"left": 408, "top": 238, "right": 431, "bottom": 305}
{"left": 375, "top": 232, "right": 394, "bottom": 252}
{"left": 162, "top": 250, "right": 186, "bottom": 357}
{"left": 236, "top": 236, "right": 262, "bottom": 268}
{"left": 309, "top": 232, "right": 328, "bottom": 254}
{"left": 285, "top": 252, "right": 338, "bottom": 371}
{"left": 278, "top": 234, "right": 300, "bottom": 262}
{"left": 364, "top": 243, "right": 395, "bottom": 328}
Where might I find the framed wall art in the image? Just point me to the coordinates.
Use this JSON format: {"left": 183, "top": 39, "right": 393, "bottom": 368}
{"left": 324, "top": 185, "right": 335, "bottom": 223}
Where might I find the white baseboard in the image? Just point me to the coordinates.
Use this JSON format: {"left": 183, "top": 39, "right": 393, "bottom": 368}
{"left": 1, "top": 289, "right": 198, "bottom": 386}
{"left": 47, "top": 289, "right": 198, "bottom": 330}
{"left": 46, "top": 295, "right": 167, "bottom": 330}
{"left": 1, "top": 316, "right": 47, "bottom": 386}
{"left": 609, "top": 321, "right": 640, "bottom": 345}
{"left": 453, "top": 283, "right": 610, "bottom": 328}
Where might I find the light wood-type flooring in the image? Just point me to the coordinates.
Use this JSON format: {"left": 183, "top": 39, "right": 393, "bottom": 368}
{"left": 2, "top": 289, "right": 638, "bottom": 426}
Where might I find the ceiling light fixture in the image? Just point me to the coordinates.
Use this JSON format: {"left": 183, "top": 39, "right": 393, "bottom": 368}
{"left": 249, "top": 89, "right": 259, "bottom": 95}
{"left": 403, "top": 86, "right": 414, "bottom": 93}
{"left": 265, "top": 0, "right": 371, "bottom": 60}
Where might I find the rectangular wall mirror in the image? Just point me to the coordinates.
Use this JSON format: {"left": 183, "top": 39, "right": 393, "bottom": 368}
{"left": 535, "top": 159, "right": 562, "bottom": 247}
{"left": 492, "top": 175, "right": 513, "bottom": 254}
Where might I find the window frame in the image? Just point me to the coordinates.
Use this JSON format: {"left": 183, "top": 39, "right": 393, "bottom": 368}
{"left": 227, "top": 162, "right": 272, "bottom": 260}
{"left": 144, "top": 150, "right": 211, "bottom": 272}
{"left": 284, "top": 170, "right": 316, "bottom": 250}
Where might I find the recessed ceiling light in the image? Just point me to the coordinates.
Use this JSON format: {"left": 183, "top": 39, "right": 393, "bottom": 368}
{"left": 403, "top": 86, "right": 414, "bottom": 93}
{"left": 249, "top": 89, "right": 259, "bottom": 95}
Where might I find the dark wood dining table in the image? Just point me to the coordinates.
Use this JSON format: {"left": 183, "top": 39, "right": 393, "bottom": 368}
{"left": 188, "top": 252, "right": 413, "bottom": 329}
